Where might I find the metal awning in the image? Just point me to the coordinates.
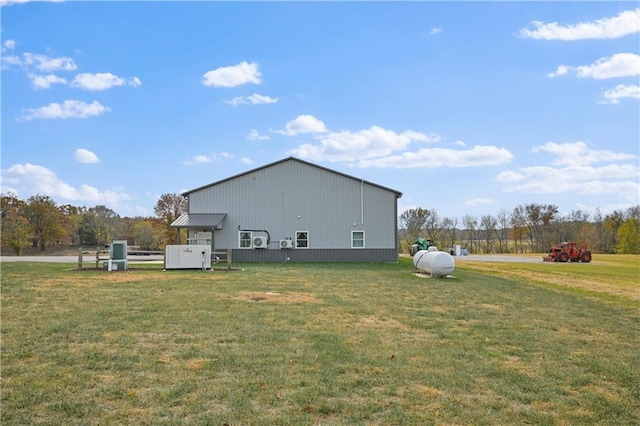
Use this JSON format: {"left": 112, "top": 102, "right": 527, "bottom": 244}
{"left": 170, "top": 213, "right": 227, "bottom": 230}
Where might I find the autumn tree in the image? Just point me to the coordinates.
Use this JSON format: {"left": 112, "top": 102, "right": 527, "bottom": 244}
{"left": 1, "top": 193, "right": 31, "bottom": 255}
{"left": 59, "top": 204, "right": 85, "bottom": 245}
{"left": 154, "top": 193, "right": 187, "bottom": 245}
{"left": 23, "top": 195, "right": 65, "bottom": 251}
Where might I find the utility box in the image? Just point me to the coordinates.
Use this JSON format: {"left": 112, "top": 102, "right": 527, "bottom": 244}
{"left": 165, "top": 245, "right": 211, "bottom": 270}
{"left": 110, "top": 240, "right": 128, "bottom": 260}
{"left": 103, "top": 259, "right": 128, "bottom": 271}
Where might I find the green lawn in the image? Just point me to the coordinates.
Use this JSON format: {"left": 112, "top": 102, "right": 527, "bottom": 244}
{"left": 1, "top": 258, "right": 639, "bottom": 425}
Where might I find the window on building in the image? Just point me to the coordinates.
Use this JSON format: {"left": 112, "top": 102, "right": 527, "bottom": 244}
{"left": 352, "top": 231, "right": 365, "bottom": 248}
{"left": 239, "top": 231, "right": 252, "bottom": 248}
{"left": 296, "top": 231, "right": 309, "bottom": 248}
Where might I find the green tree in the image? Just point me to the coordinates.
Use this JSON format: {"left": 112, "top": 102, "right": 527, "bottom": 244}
{"left": 134, "top": 219, "right": 164, "bottom": 250}
{"left": 79, "top": 205, "right": 120, "bottom": 246}
{"left": 602, "top": 210, "right": 625, "bottom": 253}
{"left": 616, "top": 218, "right": 640, "bottom": 254}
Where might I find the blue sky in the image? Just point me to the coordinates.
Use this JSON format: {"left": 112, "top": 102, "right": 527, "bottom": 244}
{"left": 1, "top": 1, "right": 639, "bottom": 220}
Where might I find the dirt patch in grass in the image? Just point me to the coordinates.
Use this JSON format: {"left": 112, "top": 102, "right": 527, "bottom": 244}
{"left": 186, "top": 358, "right": 206, "bottom": 370}
{"left": 357, "top": 315, "right": 411, "bottom": 331}
{"left": 237, "top": 291, "right": 321, "bottom": 304}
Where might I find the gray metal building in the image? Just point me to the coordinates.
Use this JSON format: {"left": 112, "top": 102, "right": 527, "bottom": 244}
{"left": 171, "top": 157, "right": 402, "bottom": 262}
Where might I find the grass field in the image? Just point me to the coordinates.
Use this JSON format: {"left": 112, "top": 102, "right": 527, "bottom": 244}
{"left": 1, "top": 256, "right": 639, "bottom": 425}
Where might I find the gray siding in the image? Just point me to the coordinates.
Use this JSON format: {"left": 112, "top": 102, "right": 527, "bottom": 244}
{"left": 185, "top": 158, "right": 400, "bottom": 260}
{"left": 231, "top": 248, "right": 398, "bottom": 263}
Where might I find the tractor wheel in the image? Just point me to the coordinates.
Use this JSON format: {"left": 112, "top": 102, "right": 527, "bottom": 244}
{"left": 580, "top": 251, "right": 592, "bottom": 263}
{"left": 557, "top": 252, "right": 570, "bottom": 263}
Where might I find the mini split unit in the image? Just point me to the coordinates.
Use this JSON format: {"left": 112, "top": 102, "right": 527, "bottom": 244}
{"left": 280, "top": 239, "right": 294, "bottom": 249}
{"left": 253, "top": 236, "right": 268, "bottom": 249}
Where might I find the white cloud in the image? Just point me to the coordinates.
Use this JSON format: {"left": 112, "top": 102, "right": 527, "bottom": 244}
{"left": 355, "top": 145, "right": 513, "bottom": 168}
{"left": 21, "top": 100, "right": 110, "bottom": 120}
{"left": 2, "top": 51, "right": 77, "bottom": 72}
{"left": 0, "top": 163, "right": 130, "bottom": 206}
{"left": 429, "top": 27, "right": 442, "bottom": 35}
{"left": 202, "top": 61, "right": 261, "bottom": 88}
{"left": 601, "top": 84, "right": 640, "bottom": 104}
{"left": 288, "top": 125, "right": 441, "bottom": 163}
{"left": 247, "top": 129, "right": 269, "bottom": 141}
{"left": 182, "top": 152, "right": 234, "bottom": 166}
{"left": 547, "top": 65, "right": 569, "bottom": 78}
{"left": 3, "top": 39, "right": 15, "bottom": 50}
{"left": 0, "top": 0, "right": 34, "bottom": 5}
{"left": 28, "top": 73, "right": 67, "bottom": 89}
{"left": 74, "top": 148, "right": 100, "bottom": 164}
{"left": 497, "top": 164, "right": 639, "bottom": 200}
{"left": 532, "top": 141, "right": 637, "bottom": 166}
{"left": 275, "top": 114, "right": 328, "bottom": 136}
{"left": 226, "top": 93, "right": 279, "bottom": 106}
{"left": 1, "top": 0, "right": 65, "bottom": 6}
{"left": 549, "top": 53, "right": 640, "bottom": 79}
{"left": 24, "top": 52, "right": 76, "bottom": 72}
{"left": 71, "top": 72, "right": 142, "bottom": 90}
{"left": 498, "top": 141, "right": 639, "bottom": 200}
{"left": 464, "top": 198, "right": 496, "bottom": 207}
{"left": 241, "top": 157, "right": 254, "bottom": 165}
{"left": 520, "top": 9, "right": 640, "bottom": 40}
{"left": 183, "top": 155, "right": 214, "bottom": 166}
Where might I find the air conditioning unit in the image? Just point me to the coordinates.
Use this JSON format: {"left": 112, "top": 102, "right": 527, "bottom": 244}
{"left": 253, "top": 236, "right": 268, "bottom": 249}
{"left": 280, "top": 239, "right": 293, "bottom": 249}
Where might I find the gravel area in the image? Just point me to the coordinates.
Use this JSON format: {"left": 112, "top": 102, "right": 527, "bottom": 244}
{"left": 455, "top": 254, "right": 543, "bottom": 263}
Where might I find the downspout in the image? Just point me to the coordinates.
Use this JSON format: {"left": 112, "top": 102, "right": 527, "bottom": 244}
{"left": 395, "top": 195, "right": 399, "bottom": 259}
{"left": 361, "top": 178, "right": 364, "bottom": 225}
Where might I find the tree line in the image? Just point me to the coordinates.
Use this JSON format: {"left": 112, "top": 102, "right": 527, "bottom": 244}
{"left": 399, "top": 203, "right": 640, "bottom": 255}
{"left": 2, "top": 193, "right": 639, "bottom": 255}
{"left": 0, "top": 193, "right": 186, "bottom": 255}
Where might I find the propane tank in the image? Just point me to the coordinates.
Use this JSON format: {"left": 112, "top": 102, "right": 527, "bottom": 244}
{"left": 413, "top": 247, "right": 455, "bottom": 277}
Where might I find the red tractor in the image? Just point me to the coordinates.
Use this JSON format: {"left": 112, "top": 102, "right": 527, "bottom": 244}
{"left": 543, "top": 241, "right": 592, "bottom": 263}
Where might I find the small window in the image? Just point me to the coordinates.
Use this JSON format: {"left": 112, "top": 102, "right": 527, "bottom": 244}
{"left": 352, "top": 231, "right": 365, "bottom": 248}
{"left": 296, "top": 231, "right": 308, "bottom": 248}
{"left": 239, "top": 231, "right": 252, "bottom": 248}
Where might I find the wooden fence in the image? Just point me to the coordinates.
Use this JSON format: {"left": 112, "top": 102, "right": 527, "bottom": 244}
{"left": 77, "top": 247, "right": 232, "bottom": 270}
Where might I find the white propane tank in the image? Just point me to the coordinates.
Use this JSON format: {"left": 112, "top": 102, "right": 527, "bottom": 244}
{"left": 413, "top": 248, "right": 455, "bottom": 277}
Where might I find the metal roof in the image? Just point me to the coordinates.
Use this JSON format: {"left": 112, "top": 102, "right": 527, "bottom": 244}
{"left": 170, "top": 213, "right": 227, "bottom": 229}
{"left": 181, "top": 156, "right": 403, "bottom": 198}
